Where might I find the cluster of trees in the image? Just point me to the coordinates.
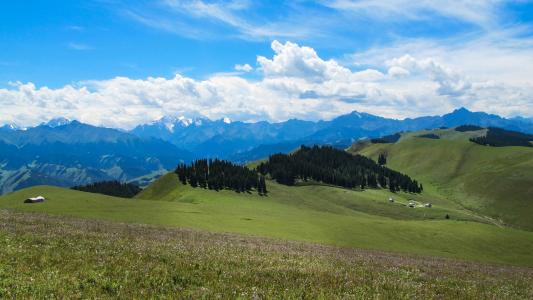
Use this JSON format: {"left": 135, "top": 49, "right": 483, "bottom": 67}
{"left": 371, "top": 133, "right": 401, "bottom": 144}
{"left": 455, "top": 125, "right": 484, "bottom": 132}
{"left": 256, "top": 146, "right": 423, "bottom": 193}
{"left": 470, "top": 127, "right": 533, "bottom": 147}
{"left": 71, "top": 180, "right": 142, "bottom": 198}
{"left": 418, "top": 133, "right": 440, "bottom": 139}
{"left": 175, "top": 159, "right": 267, "bottom": 195}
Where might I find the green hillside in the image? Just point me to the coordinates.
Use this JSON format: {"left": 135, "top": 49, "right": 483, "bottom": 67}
{"left": 2, "top": 211, "right": 533, "bottom": 299}
{"left": 2, "top": 179, "right": 533, "bottom": 267}
{"left": 350, "top": 127, "right": 533, "bottom": 230}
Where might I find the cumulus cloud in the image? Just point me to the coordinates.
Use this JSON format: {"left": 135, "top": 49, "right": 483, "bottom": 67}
{"left": 257, "top": 41, "right": 386, "bottom": 87}
{"left": 234, "top": 63, "right": 253, "bottom": 72}
{"left": 1, "top": 40, "right": 532, "bottom": 128}
{"left": 258, "top": 40, "right": 351, "bottom": 82}
{"left": 386, "top": 54, "right": 471, "bottom": 96}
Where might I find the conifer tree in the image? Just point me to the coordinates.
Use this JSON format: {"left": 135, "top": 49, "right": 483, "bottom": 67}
{"left": 378, "top": 153, "right": 387, "bottom": 165}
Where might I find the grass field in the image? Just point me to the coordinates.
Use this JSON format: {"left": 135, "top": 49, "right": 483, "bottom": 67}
{"left": 1, "top": 210, "right": 532, "bottom": 299}
{"left": 2, "top": 177, "right": 533, "bottom": 267}
{"left": 350, "top": 128, "right": 533, "bottom": 230}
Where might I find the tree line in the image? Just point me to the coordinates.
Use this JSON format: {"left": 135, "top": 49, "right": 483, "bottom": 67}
{"left": 71, "top": 180, "right": 142, "bottom": 198}
{"left": 455, "top": 125, "right": 484, "bottom": 132}
{"left": 370, "top": 133, "right": 401, "bottom": 144}
{"left": 256, "top": 145, "right": 422, "bottom": 193}
{"left": 470, "top": 127, "right": 533, "bottom": 147}
{"left": 175, "top": 159, "right": 267, "bottom": 195}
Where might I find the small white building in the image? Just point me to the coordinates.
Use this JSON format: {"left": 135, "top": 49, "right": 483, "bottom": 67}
{"left": 24, "top": 196, "right": 45, "bottom": 203}
{"left": 425, "top": 203, "right": 432, "bottom": 208}
{"left": 388, "top": 197, "right": 394, "bottom": 202}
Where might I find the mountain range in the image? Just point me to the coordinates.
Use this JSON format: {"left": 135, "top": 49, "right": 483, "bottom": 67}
{"left": 131, "top": 107, "right": 533, "bottom": 160}
{"left": 0, "top": 120, "right": 192, "bottom": 194}
{"left": 1, "top": 107, "right": 532, "bottom": 194}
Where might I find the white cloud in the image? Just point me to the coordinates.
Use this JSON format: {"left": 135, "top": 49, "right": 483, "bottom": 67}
{"left": 258, "top": 40, "right": 383, "bottom": 83}
{"left": 387, "top": 66, "right": 410, "bottom": 78}
{"left": 1, "top": 39, "right": 532, "bottom": 128}
{"left": 386, "top": 54, "right": 471, "bottom": 97}
{"left": 234, "top": 63, "right": 253, "bottom": 72}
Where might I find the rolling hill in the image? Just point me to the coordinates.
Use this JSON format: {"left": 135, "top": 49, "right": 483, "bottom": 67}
{"left": 349, "top": 127, "right": 533, "bottom": 230}
{"left": 2, "top": 175, "right": 533, "bottom": 267}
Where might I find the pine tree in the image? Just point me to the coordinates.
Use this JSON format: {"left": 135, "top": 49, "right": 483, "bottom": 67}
{"left": 260, "top": 175, "right": 267, "bottom": 195}
{"left": 378, "top": 153, "right": 387, "bottom": 165}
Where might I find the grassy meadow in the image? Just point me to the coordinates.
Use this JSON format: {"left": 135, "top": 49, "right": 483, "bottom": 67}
{"left": 1, "top": 177, "right": 533, "bottom": 267}
{"left": 351, "top": 128, "right": 533, "bottom": 230}
{"left": 1, "top": 210, "right": 532, "bottom": 299}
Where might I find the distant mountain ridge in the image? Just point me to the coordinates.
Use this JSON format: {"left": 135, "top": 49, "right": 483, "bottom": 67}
{"left": 0, "top": 121, "right": 192, "bottom": 194}
{"left": 131, "top": 107, "right": 533, "bottom": 160}
{"left": 1, "top": 107, "right": 532, "bottom": 193}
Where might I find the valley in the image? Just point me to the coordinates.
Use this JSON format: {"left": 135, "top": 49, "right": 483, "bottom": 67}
{"left": 352, "top": 127, "right": 533, "bottom": 230}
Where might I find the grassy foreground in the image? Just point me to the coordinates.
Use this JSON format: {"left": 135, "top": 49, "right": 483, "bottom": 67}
{"left": 1, "top": 210, "right": 532, "bottom": 299}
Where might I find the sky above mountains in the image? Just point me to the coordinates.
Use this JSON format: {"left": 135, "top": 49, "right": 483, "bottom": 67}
{"left": 1, "top": 0, "right": 533, "bottom": 128}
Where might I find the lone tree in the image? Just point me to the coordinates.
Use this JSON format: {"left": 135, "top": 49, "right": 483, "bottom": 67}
{"left": 378, "top": 153, "right": 387, "bottom": 166}
{"left": 257, "top": 175, "right": 267, "bottom": 195}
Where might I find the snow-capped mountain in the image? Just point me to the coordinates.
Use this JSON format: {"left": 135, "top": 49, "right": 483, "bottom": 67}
{"left": 0, "top": 123, "right": 23, "bottom": 131}
{"left": 42, "top": 117, "right": 72, "bottom": 128}
{"left": 130, "top": 108, "right": 533, "bottom": 159}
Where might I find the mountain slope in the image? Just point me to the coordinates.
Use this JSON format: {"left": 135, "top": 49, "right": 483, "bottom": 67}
{"left": 349, "top": 127, "right": 533, "bottom": 230}
{"left": 0, "top": 121, "right": 192, "bottom": 194}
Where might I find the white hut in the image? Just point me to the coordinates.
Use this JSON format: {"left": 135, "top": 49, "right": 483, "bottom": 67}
{"left": 425, "top": 203, "right": 432, "bottom": 208}
{"left": 388, "top": 197, "right": 394, "bottom": 203}
{"left": 24, "top": 196, "right": 45, "bottom": 203}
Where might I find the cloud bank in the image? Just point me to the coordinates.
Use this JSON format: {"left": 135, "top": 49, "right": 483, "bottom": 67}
{"left": 1, "top": 40, "right": 532, "bottom": 129}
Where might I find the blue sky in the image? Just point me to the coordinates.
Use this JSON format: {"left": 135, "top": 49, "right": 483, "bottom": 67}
{"left": 1, "top": 0, "right": 533, "bottom": 128}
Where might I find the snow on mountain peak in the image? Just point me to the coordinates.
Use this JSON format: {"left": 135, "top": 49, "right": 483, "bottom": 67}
{"left": 152, "top": 115, "right": 212, "bottom": 132}
{"left": 178, "top": 116, "right": 193, "bottom": 127}
{"left": 0, "top": 123, "right": 25, "bottom": 131}
{"left": 44, "top": 117, "right": 72, "bottom": 128}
